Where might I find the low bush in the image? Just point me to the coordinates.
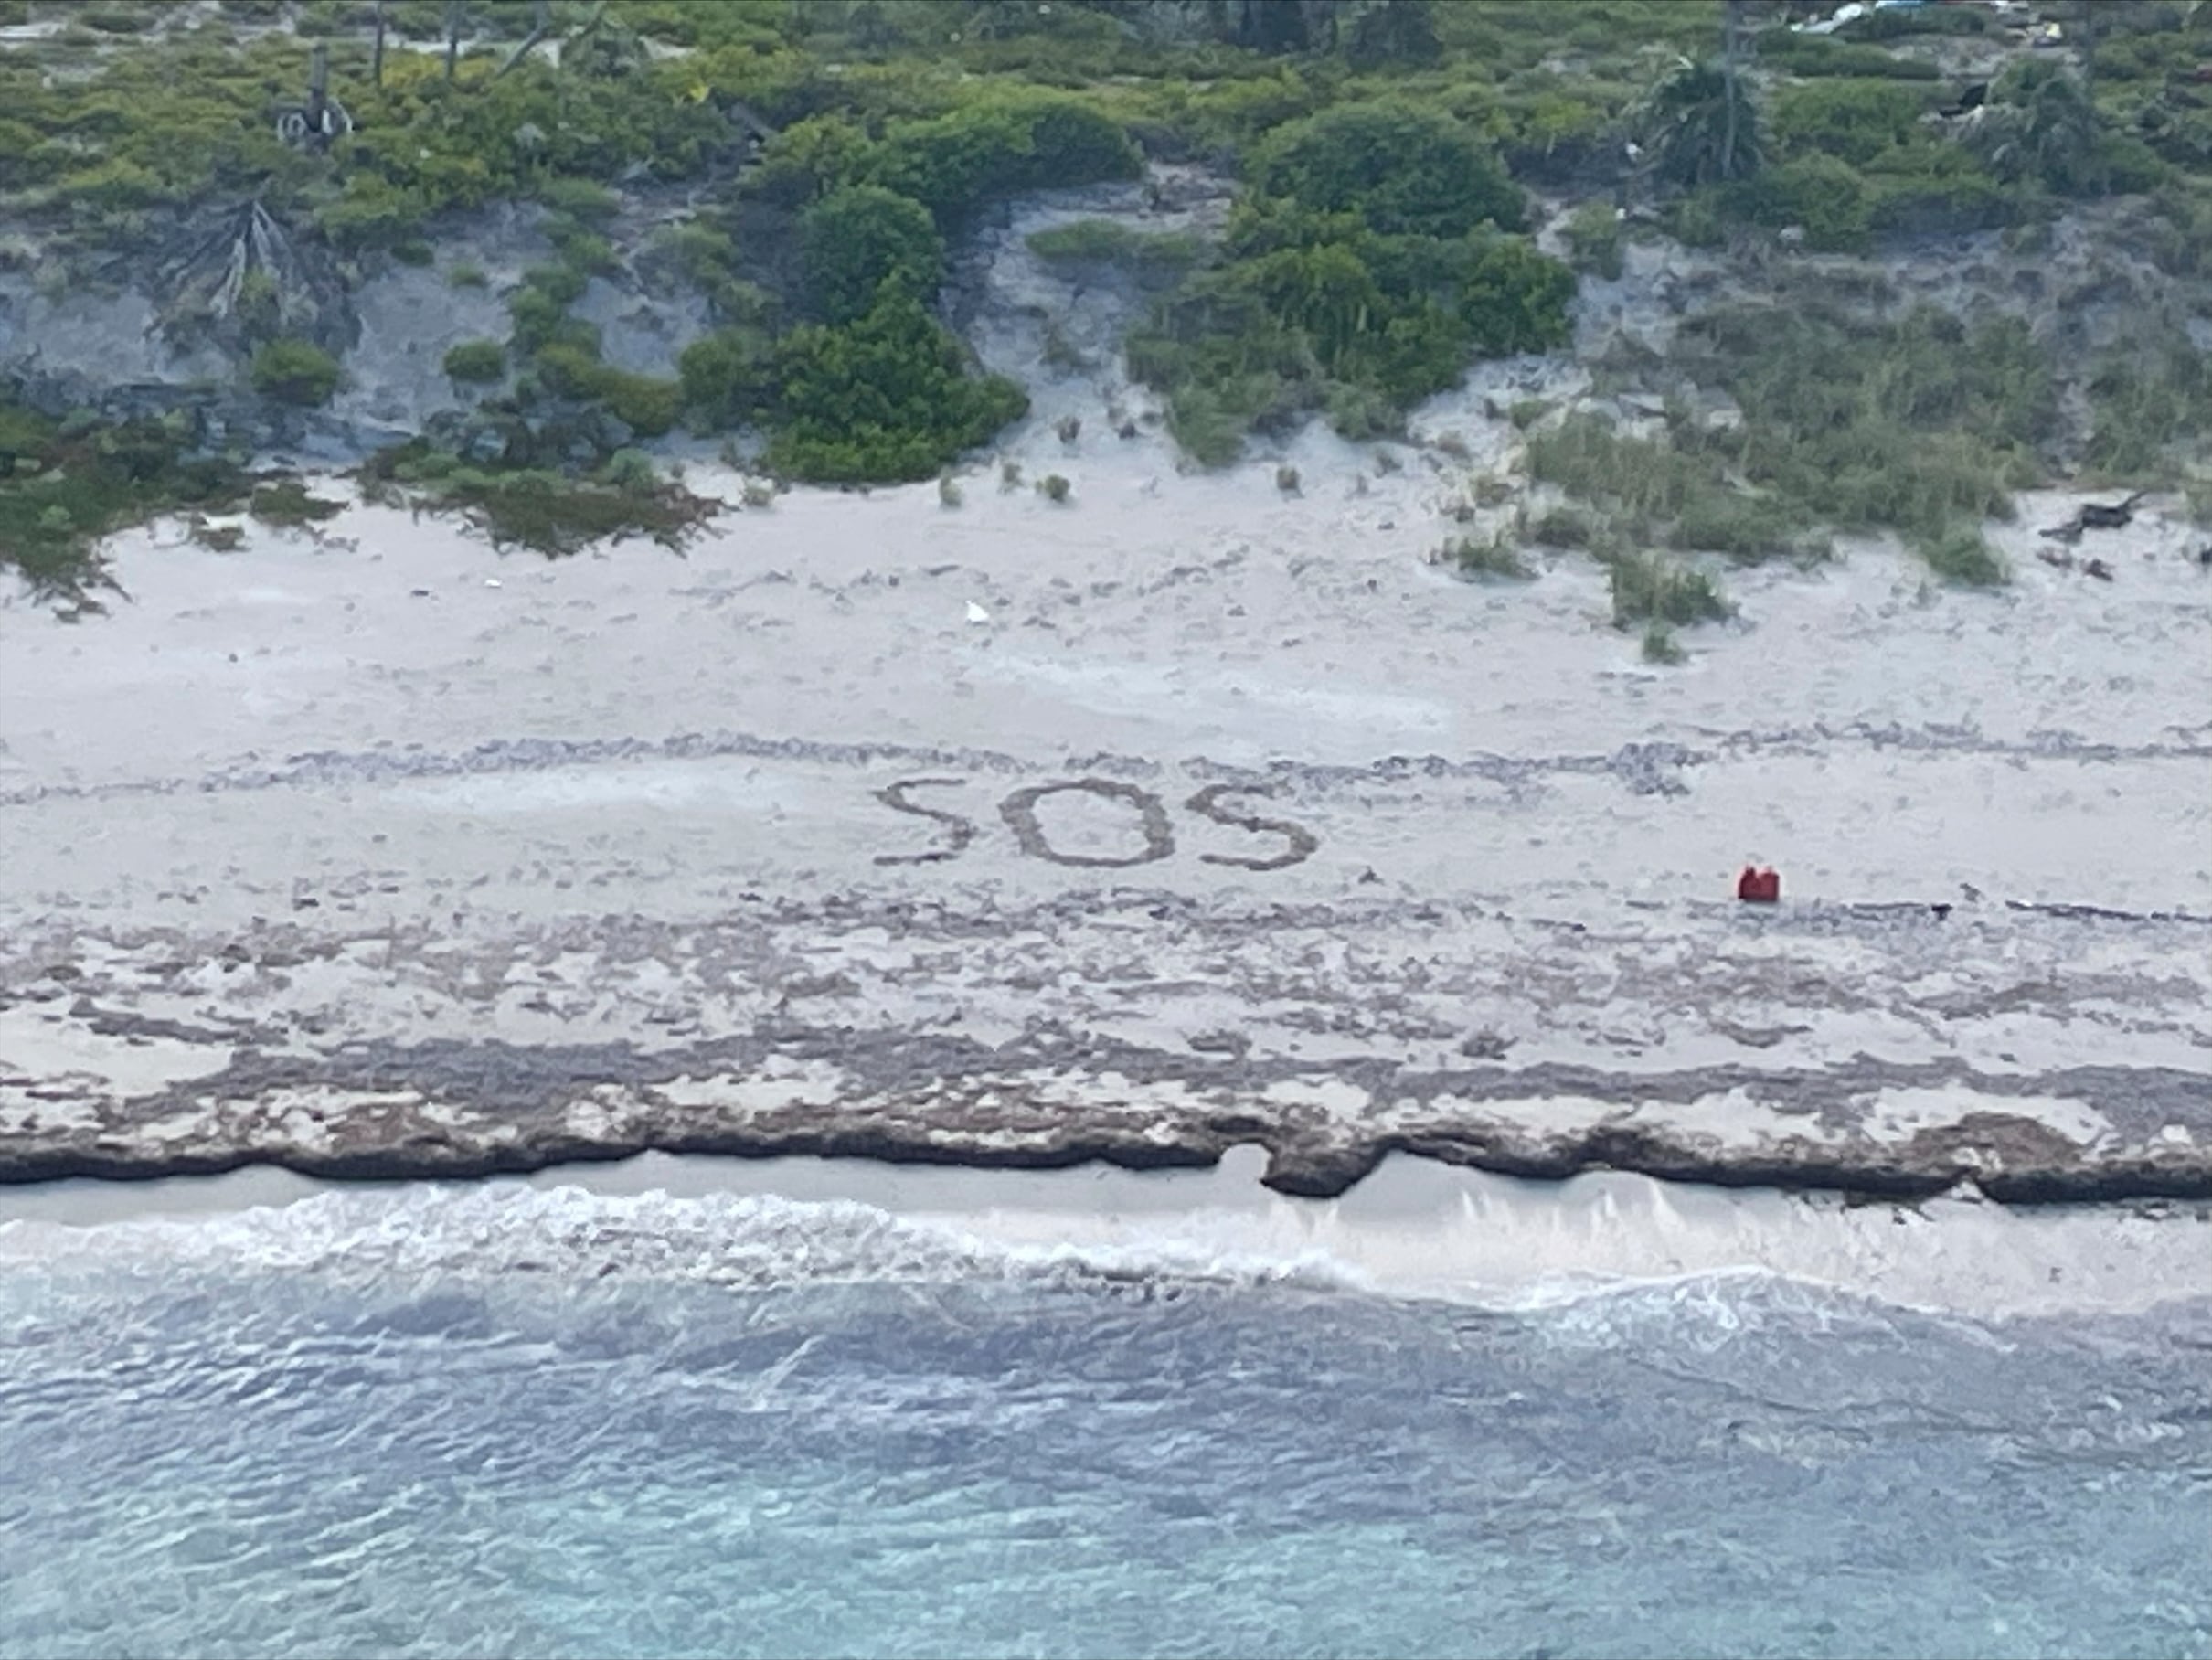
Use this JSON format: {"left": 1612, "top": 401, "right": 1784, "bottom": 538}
{"left": 442, "top": 340, "right": 506, "bottom": 384}
{"left": 1026, "top": 219, "right": 1207, "bottom": 281}
{"left": 765, "top": 295, "right": 1030, "bottom": 483}
{"left": 1914, "top": 524, "right": 2007, "bottom": 587}
{"left": 1606, "top": 550, "right": 1733, "bottom": 629}
{"left": 1449, "top": 531, "right": 1535, "bottom": 581}
{"left": 249, "top": 338, "right": 342, "bottom": 406}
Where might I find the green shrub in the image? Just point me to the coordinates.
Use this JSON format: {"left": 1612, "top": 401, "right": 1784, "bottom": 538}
{"left": 442, "top": 340, "right": 506, "bottom": 384}
{"left": 1914, "top": 524, "right": 2007, "bottom": 587}
{"left": 1753, "top": 30, "right": 1941, "bottom": 80}
{"left": 1127, "top": 217, "right": 1569, "bottom": 463}
{"left": 598, "top": 369, "right": 682, "bottom": 439}
{"left": 800, "top": 185, "right": 946, "bottom": 325}
{"left": 859, "top": 95, "right": 1141, "bottom": 222}
{"left": 679, "top": 327, "right": 777, "bottom": 431}
{"left": 1607, "top": 550, "right": 1732, "bottom": 629}
{"left": 766, "top": 295, "right": 1029, "bottom": 483}
{"left": 249, "top": 478, "right": 345, "bottom": 527}
{"left": 1026, "top": 220, "right": 1207, "bottom": 280}
{"left": 1562, "top": 200, "right": 1623, "bottom": 280}
{"left": 1449, "top": 532, "right": 1535, "bottom": 580}
{"left": 249, "top": 338, "right": 342, "bottom": 406}
{"left": 546, "top": 220, "right": 619, "bottom": 276}
{"left": 359, "top": 454, "right": 718, "bottom": 558}
{"left": 537, "top": 176, "right": 622, "bottom": 222}
{"left": 520, "top": 262, "right": 589, "bottom": 308}
{"left": 1256, "top": 103, "right": 1526, "bottom": 237}
{"left": 2084, "top": 344, "right": 2212, "bottom": 478}
{"left": 1771, "top": 80, "right": 1932, "bottom": 168}
{"left": 1527, "top": 505, "right": 1598, "bottom": 548}
{"left": 1727, "top": 154, "right": 1873, "bottom": 251}
{"left": 77, "top": 4, "right": 159, "bottom": 34}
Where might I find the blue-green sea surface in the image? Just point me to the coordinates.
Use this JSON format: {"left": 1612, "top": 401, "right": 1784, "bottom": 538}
{"left": 0, "top": 1188, "right": 2207, "bottom": 1660}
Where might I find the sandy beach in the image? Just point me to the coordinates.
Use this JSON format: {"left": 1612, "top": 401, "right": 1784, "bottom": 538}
{"left": 3, "top": 388, "right": 2208, "bottom": 1203}
{"left": 0, "top": 185, "right": 2207, "bottom": 1211}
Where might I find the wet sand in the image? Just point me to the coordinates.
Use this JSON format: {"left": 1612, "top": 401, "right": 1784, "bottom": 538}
{"left": 4, "top": 1150, "right": 2209, "bottom": 1323}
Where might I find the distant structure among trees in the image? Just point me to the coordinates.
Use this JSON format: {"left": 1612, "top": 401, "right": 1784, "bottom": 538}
{"left": 273, "top": 45, "right": 352, "bottom": 152}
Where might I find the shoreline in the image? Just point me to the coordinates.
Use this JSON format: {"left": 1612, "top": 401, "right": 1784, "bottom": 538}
{"left": 4, "top": 1145, "right": 2210, "bottom": 1323}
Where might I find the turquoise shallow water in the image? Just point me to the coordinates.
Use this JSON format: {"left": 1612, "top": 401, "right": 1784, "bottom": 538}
{"left": 0, "top": 1189, "right": 2207, "bottom": 1660}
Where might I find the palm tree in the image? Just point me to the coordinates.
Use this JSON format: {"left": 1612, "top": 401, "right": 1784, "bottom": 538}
{"left": 1642, "top": 59, "right": 1763, "bottom": 194}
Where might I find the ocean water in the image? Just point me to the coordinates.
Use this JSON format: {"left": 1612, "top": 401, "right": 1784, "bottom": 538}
{"left": 0, "top": 1187, "right": 2208, "bottom": 1660}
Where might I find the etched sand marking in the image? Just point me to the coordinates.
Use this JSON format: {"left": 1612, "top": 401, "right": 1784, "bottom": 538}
{"left": 1185, "top": 783, "right": 1320, "bottom": 872}
{"left": 871, "top": 778, "right": 977, "bottom": 867}
{"left": 999, "top": 779, "right": 1176, "bottom": 869}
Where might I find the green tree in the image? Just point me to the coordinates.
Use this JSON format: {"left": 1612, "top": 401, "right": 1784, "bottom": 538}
{"left": 800, "top": 185, "right": 946, "bottom": 325}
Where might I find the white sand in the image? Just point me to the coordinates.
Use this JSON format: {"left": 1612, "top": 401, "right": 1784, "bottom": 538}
{"left": 2, "top": 200, "right": 2209, "bottom": 1204}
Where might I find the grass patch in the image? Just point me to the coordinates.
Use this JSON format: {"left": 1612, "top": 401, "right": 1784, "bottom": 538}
{"left": 1446, "top": 532, "right": 1535, "bottom": 582}
{"left": 358, "top": 446, "right": 720, "bottom": 559}
{"left": 249, "top": 478, "right": 346, "bottom": 528}
{"left": 1606, "top": 551, "right": 1733, "bottom": 630}
{"left": 1026, "top": 219, "right": 1208, "bottom": 281}
{"left": 0, "top": 404, "right": 248, "bottom": 601}
{"left": 1914, "top": 524, "right": 2008, "bottom": 587}
{"left": 1537, "top": 304, "right": 2051, "bottom": 573}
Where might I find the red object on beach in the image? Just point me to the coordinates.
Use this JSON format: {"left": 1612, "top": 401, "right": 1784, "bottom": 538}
{"left": 1737, "top": 865, "right": 1781, "bottom": 903}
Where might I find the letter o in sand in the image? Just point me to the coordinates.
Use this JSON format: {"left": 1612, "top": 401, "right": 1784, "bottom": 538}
{"left": 999, "top": 779, "right": 1175, "bottom": 868}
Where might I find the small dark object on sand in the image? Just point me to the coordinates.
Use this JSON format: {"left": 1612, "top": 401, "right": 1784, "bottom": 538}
{"left": 1930, "top": 902, "right": 1952, "bottom": 920}
{"left": 2077, "top": 492, "right": 2145, "bottom": 529}
{"left": 2084, "top": 558, "right": 2113, "bottom": 581}
{"left": 2196, "top": 543, "right": 2212, "bottom": 568}
{"left": 1117, "top": 420, "right": 1139, "bottom": 441}
{"left": 2043, "top": 493, "right": 2145, "bottom": 542}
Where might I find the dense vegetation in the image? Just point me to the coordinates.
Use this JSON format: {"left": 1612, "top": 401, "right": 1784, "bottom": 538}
{"left": 4, "top": 0, "right": 2212, "bottom": 635}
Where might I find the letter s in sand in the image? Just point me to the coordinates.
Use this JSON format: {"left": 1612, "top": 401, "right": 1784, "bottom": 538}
{"left": 1184, "top": 783, "right": 1319, "bottom": 872}
{"left": 872, "top": 777, "right": 977, "bottom": 866}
